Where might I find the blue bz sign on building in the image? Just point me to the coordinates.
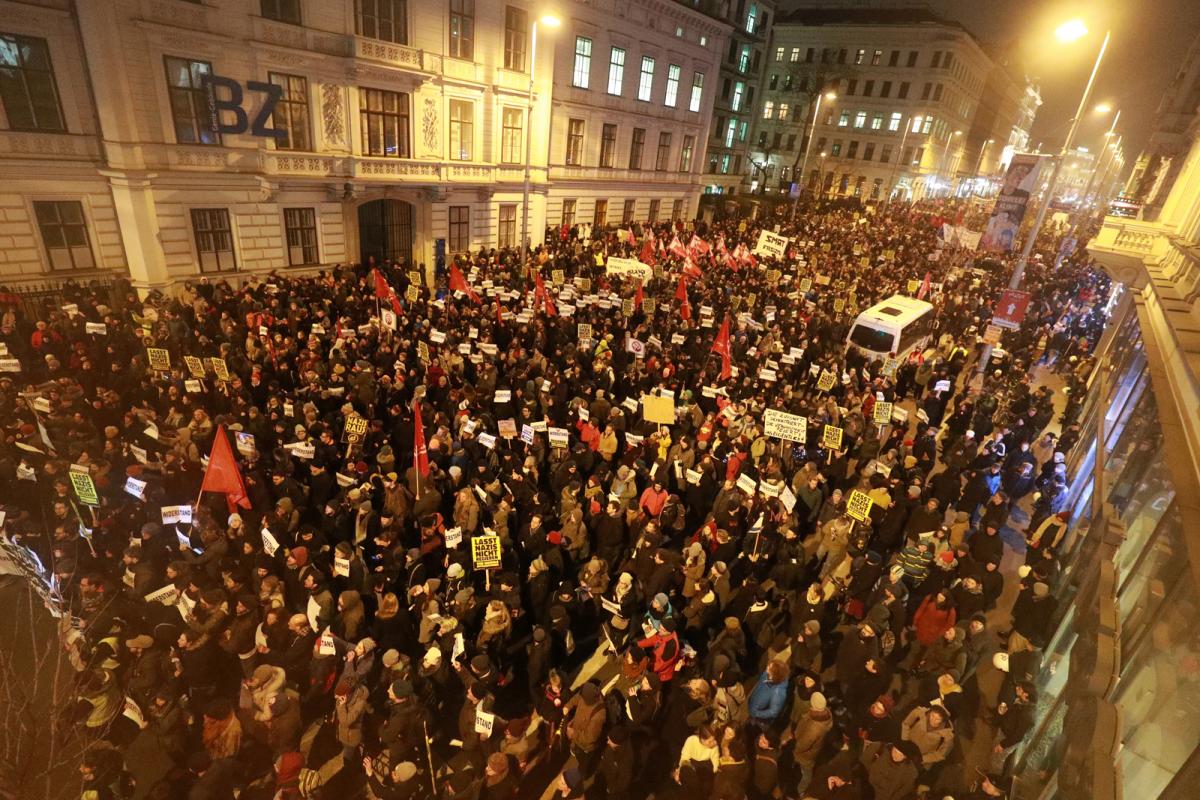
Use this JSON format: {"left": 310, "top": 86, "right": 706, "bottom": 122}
{"left": 203, "top": 75, "right": 285, "bottom": 139}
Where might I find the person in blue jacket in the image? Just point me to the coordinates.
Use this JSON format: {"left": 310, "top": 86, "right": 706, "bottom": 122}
{"left": 747, "top": 659, "right": 790, "bottom": 730}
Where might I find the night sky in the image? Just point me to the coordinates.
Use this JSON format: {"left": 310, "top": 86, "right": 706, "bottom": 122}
{"left": 922, "top": 0, "right": 1200, "bottom": 164}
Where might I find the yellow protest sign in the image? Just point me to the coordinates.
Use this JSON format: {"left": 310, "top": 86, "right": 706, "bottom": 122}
{"left": 822, "top": 424, "right": 844, "bottom": 451}
{"left": 70, "top": 469, "right": 99, "bottom": 506}
{"left": 846, "top": 489, "right": 874, "bottom": 522}
{"left": 408, "top": 270, "right": 422, "bottom": 287}
{"left": 577, "top": 323, "right": 593, "bottom": 340}
{"left": 471, "top": 535, "right": 502, "bottom": 570}
{"left": 817, "top": 370, "right": 837, "bottom": 392}
{"left": 146, "top": 348, "right": 171, "bottom": 371}
{"left": 873, "top": 401, "right": 893, "bottom": 425}
{"left": 799, "top": 278, "right": 813, "bottom": 293}
{"left": 907, "top": 279, "right": 920, "bottom": 295}
{"left": 860, "top": 256, "right": 870, "bottom": 268}
{"left": 208, "top": 358, "right": 230, "bottom": 382}
{"left": 343, "top": 415, "right": 368, "bottom": 444}
{"left": 622, "top": 298, "right": 634, "bottom": 317}
{"left": 552, "top": 269, "right": 565, "bottom": 286}
{"left": 184, "top": 356, "right": 207, "bottom": 379}
{"left": 644, "top": 298, "right": 656, "bottom": 315}
{"left": 642, "top": 395, "right": 676, "bottom": 425}
{"left": 406, "top": 284, "right": 420, "bottom": 302}
{"left": 833, "top": 298, "right": 845, "bottom": 313}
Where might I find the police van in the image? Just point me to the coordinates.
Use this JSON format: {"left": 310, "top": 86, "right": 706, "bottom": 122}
{"left": 845, "top": 295, "right": 935, "bottom": 361}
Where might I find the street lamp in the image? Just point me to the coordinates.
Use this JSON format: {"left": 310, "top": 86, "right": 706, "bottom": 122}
{"left": 884, "top": 114, "right": 922, "bottom": 204}
{"left": 521, "top": 13, "right": 560, "bottom": 275}
{"left": 977, "top": 18, "right": 1111, "bottom": 377}
{"left": 791, "top": 91, "right": 836, "bottom": 219}
{"left": 1054, "top": 105, "right": 1119, "bottom": 267}
{"left": 818, "top": 151, "right": 828, "bottom": 197}
{"left": 972, "top": 138, "right": 994, "bottom": 195}
{"left": 938, "top": 130, "right": 962, "bottom": 194}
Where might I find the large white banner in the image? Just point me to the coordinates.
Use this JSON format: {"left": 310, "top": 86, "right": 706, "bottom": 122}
{"left": 605, "top": 257, "right": 653, "bottom": 282}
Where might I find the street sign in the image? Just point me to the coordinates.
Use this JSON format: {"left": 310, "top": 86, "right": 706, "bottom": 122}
{"left": 992, "top": 289, "right": 1031, "bottom": 330}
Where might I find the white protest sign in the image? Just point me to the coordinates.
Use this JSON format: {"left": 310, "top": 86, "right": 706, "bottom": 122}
{"left": 161, "top": 505, "right": 193, "bottom": 525}
{"left": 753, "top": 229, "right": 790, "bottom": 259}
{"left": 478, "top": 432, "right": 497, "bottom": 450}
{"left": 124, "top": 476, "right": 147, "bottom": 499}
{"left": 736, "top": 473, "right": 757, "bottom": 495}
{"left": 548, "top": 427, "right": 569, "bottom": 448}
{"left": 445, "top": 527, "right": 464, "bottom": 548}
{"left": 145, "top": 584, "right": 180, "bottom": 605}
{"left": 261, "top": 528, "right": 280, "bottom": 556}
{"left": 474, "top": 708, "right": 496, "bottom": 736}
{"left": 763, "top": 409, "right": 808, "bottom": 443}
{"left": 334, "top": 557, "right": 351, "bottom": 577}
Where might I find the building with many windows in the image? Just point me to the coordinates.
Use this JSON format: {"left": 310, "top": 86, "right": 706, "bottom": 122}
{"left": 748, "top": 7, "right": 1035, "bottom": 202}
{"left": 0, "top": 0, "right": 560, "bottom": 290}
{"left": 690, "top": 0, "right": 775, "bottom": 217}
{"left": 541, "top": 1, "right": 728, "bottom": 232}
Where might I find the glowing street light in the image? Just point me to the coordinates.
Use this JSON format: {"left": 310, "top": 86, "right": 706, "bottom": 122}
{"left": 1056, "top": 19, "right": 1089, "bottom": 43}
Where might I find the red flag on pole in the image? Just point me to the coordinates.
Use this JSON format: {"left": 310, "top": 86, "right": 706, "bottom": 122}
{"left": 917, "top": 271, "right": 932, "bottom": 300}
{"left": 634, "top": 281, "right": 644, "bottom": 310}
{"left": 450, "top": 263, "right": 481, "bottom": 304}
{"left": 674, "top": 274, "right": 689, "bottom": 302}
{"left": 413, "top": 399, "right": 429, "bottom": 479}
{"left": 534, "top": 273, "right": 557, "bottom": 316}
{"left": 668, "top": 235, "right": 687, "bottom": 259}
{"left": 391, "top": 294, "right": 402, "bottom": 315}
{"left": 681, "top": 296, "right": 692, "bottom": 322}
{"left": 496, "top": 302, "right": 505, "bottom": 327}
{"left": 639, "top": 238, "right": 656, "bottom": 265}
{"left": 200, "top": 425, "right": 250, "bottom": 513}
{"left": 373, "top": 269, "right": 391, "bottom": 300}
{"left": 711, "top": 316, "right": 732, "bottom": 381}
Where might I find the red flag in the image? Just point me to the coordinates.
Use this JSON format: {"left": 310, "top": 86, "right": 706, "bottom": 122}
{"left": 200, "top": 425, "right": 250, "bottom": 513}
{"left": 712, "top": 316, "right": 732, "bottom": 381}
{"left": 373, "top": 269, "right": 391, "bottom": 300}
{"left": 716, "top": 236, "right": 729, "bottom": 257}
{"left": 674, "top": 274, "right": 689, "bottom": 302}
{"left": 412, "top": 399, "right": 429, "bottom": 479}
{"left": 689, "top": 234, "right": 710, "bottom": 256}
{"left": 681, "top": 296, "right": 692, "bottom": 322}
{"left": 450, "top": 263, "right": 481, "bottom": 304}
{"left": 668, "top": 235, "right": 687, "bottom": 259}
{"left": 496, "top": 302, "right": 505, "bottom": 327}
{"left": 639, "top": 238, "right": 656, "bottom": 265}
{"left": 634, "top": 281, "right": 644, "bottom": 309}
{"left": 917, "top": 271, "right": 932, "bottom": 300}
{"left": 535, "top": 273, "right": 557, "bottom": 316}
{"left": 391, "top": 294, "right": 402, "bottom": 315}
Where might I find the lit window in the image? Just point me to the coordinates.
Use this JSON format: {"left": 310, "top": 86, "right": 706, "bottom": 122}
{"left": 888, "top": 112, "right": 901, "bottom": 131}
{"left": 853, "top": 111, "right": 867, "bottom": 128}
{"left": 870, "top": 113, "right": 883, "bottom": 130}
{"left": 745, "top": 3, "right": 758, "bottom": 34}
{"left": 688, "top": 72, "right": 704, "bottom": 112}
{"left": 607, "top": 47, "right": 625, "bottom": 95}
{"left": 837, "top": 111, "right": 850, "bottom": 127}
{"left": 665, "top": 64, "right": 680, "bottom": 107}
{"left": 854, "top": 49, "right": 865, "bottom": 65}
{"left": 724, "top": 120, "right": 735, "bottom": 148}
{"left": 637, "top": 56, "right": 655, "bottom": 101}
{"left": 790, "top": 47, "right": 800, "bottom": 62}
{"left": 778, "top": 103, "right": 789, "bottom": 120}
{"left": 572, "top": 37, "right": 591, "bottom": 89}
{"left": 731, "top": 81, "right": 745, "bottom": 111}
{"left": 775, "top": 47, "right": 784, "bottom": 62}
{"left": 762, "top": 100, "right": 775, "bottom": 119}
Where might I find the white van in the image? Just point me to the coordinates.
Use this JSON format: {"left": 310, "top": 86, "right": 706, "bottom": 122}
{"left": 846, "top": 295, "right": 935, "bottom": 361}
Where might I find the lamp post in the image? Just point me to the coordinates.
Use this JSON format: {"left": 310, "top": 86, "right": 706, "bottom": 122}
{"left": 937, "top": 130, "right": 961, "bottom": 196}
{"left": 972, "top": 138, "right": 994, "bottom": 195}
{"left": 521, "top": 14, "right": 560, "bottom": 275}
{"left": 791, "top": 91, "right": 836, "bottom": 220}
{"left": 818, "top": 151, "right": 828, "bottom": 197}
{"left": 885, "top": 113, "right": 921, "bottom": 204}
{"left": 1053, "top": 104, "right": 1118, "bottom": 268}
{"left": 976, "top": 20, "right": 1111, "bottom": 377}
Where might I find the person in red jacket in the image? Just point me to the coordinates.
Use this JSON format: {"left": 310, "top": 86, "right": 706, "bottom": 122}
{"left": 638, "top": 617, "right": 681, "bottom": 683}
{"left": 911, "top": 590, "right": 958, "bottom": 654}
{"left": 639, "top": 480, "right": 668, "bottom": 517}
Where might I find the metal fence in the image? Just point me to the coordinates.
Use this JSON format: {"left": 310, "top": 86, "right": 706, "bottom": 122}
{"left": 0, "top": 276, "right": 126, "bottom": 322}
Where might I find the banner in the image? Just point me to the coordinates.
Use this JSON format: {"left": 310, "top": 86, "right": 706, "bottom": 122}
{"left": 605, "top": 256, "right": 652, "bottom": 282}
{"left": 981, "top": 154, "right": 1044, "bottom": 252}
{"left": 752, "top": 230, "right": 789, "bottom": 259}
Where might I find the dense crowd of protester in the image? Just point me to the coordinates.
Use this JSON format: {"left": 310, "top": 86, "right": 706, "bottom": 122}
{"left": 0, "top": 196, "right": 1109, "bottom": 800}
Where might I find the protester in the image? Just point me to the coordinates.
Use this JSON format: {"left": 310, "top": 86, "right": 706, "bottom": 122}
{"left": 0, "top": 195, "right": 1110, "bottom": 800}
